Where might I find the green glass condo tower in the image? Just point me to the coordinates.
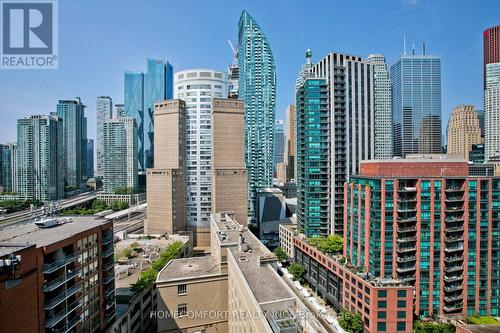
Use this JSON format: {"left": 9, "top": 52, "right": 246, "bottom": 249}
{"left": 296, "top": 77, "right": 330, "bottom": 237}
{"left": 238, "top": 10, "right": 276, "bottom": 224}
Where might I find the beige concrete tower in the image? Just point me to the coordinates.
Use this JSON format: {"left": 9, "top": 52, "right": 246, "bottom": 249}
{"left": 284, "top": 104, "right": 296, "bottom": 181}
{"left": 447, "top": 105, "right": 481, "bottom": 159}
{"left": 211, "top": 98, "right": 248, "bottom": 225}
{"left": 145, "top": 100, "right": 186, "bottom": 235}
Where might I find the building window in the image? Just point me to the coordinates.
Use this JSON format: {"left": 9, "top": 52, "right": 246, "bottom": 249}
{"left": 378, "top": 290, "right": 387, "bottom": 298}
{"left": 397, "top": 300, "right": 406, "bottom": 308}
{"left": 377, "top": 311, "right": 386, "bottom": 319}
{"left": 397, "top": 322, "right": 406, "bottom": 331}
{"left": 378, "top": 300, "right": 387, "bottom": 308}
{"left": 397, "top": 290, "right": 407, "bottom": 297}
{"left": 397, "top": 311, "right": 406, "bottom": 319}
{"left": 377, "top": 322, "right": 386, "bottom": 331}
{"left": 177, "top": 303, "right": 187, "bottom": 317}
{"left": 178, "top": 284, "right": 187, "bottom": 295}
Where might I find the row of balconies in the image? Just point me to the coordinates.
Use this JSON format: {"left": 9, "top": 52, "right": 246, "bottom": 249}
{"left": 43, "top": 252, "right": 80, "bottom": 274}
{"left": 44, "top": 270, "right": 80, "bottom": 292}
{"left": 44, "top": 283, "right": 82, "bottom": 310}
{"left": 45, "top": 299, "right": 82, "bottom": 328}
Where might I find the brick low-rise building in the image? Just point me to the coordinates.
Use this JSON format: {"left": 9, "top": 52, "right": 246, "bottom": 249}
{"left": 0, "top": 217, "right": 115, "bottom": 333}
{"left": 293, "top": 237, "right": 414, "bottom": 333}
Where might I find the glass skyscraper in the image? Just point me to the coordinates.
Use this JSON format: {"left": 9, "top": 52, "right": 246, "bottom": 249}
{"left": 391, "top": 55, "right": 442, "bottom": 157}
{"left": 0, "top": 143, "right": 15, "bottom": 193}
{"left": 55, "top": 98, "right": 87, "bottom": 190}
{"left": 96, "top": 96, "right": 112, "bottom": 178}
{"left": 273, "top": 120, "right": 285, "bottom": 170}
{"left": 17, "top": 115, "right": 64, "bottom": 201}
{"left": 296, "top": 78, "right": 330, "bottom": 237}
{"left": 238, "top": 10, "right": 276, "bottom": 223}
{"left": 124, "top": 59, "right": 173, "bottom": 171}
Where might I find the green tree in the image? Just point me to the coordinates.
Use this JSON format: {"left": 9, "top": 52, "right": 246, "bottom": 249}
{"left": 130, "top": 241, "right": 185, "bottom": 293}
{"left": 273, "top": 247, "right": 288, "bottom": 261}
{"left": 338, "top": 310, "right": 363, "bottom": 333}
{"left": 306, "top": 235, "right": 343, "bottom": 254}
{"left": 414, "top": 321, "right": 456, "bottom": 333}
{"left": 288, "top": 262, "right": 306, "bottom": 283}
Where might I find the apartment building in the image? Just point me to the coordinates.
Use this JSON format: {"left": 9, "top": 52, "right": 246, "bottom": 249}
{"left": 344, "top": 157, "right": 500, "bottom": 318}
{"left": 0, "top": 217, "right": 115, "bottom": 333}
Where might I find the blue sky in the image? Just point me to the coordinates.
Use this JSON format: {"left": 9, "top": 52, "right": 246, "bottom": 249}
{"left": 0, "top": 0, "right": 498, "bottom": 143}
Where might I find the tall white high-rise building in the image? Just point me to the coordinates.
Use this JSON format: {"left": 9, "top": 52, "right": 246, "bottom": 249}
{"left": 174, "top": 69, "right": 228, "bottom": 227}
{"left": 96, "top": 96, "right": 112, "bottom": 178}
{"left": 367, "top": 54, "right": 392, "bottom": 159}
{"left": 485, "top": 62, "right": 500, "bottom": 160}
{"left": 103, "top": 117, "right": 138, "bottom": 193}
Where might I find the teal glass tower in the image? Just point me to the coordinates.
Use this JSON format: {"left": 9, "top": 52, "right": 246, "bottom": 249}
{"left": 124, "top": 59, "right": 173, "bottom": 171}
{"left": 296, "top": 77, "right": 330, "bottom": 237}
{"left": 238, "top": 10, "right": 276, "bottom": 223}
{"left": 56, "top": 98, "right": 87, "bottom": 190}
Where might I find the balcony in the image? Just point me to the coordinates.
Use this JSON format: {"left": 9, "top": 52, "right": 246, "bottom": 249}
{"left": 445, "top": 255, "right": 464, "bottom": 263}
{"left": 103, "top": 274, "right": 114, "bottom": 285}
{"left": 445, "top": 245, "right": 464, "bottom": 253}
{"left": 445, "top": 225, "right": 464, "bottom": 233}
{"left": 397, "top": 207, "right": 417, "bottom": 213}
{"left": 444, "top": 294, "right": 463, "bottom": 303}
{"left": 45, "top": 300, "right": 81, "bottom": 328}
{"left": 445, "top": 197, "right": 464, "bottom": 203}
{"left": 446, "top": 217, "right": 464, "bottom": 223}
{"left": 102, "top": 247, "right": 114, "bottom": 258}
{"left": 444, "top": 304, "right": 463, "bottom": 312}
{"left": 444, "top": 265, "right": 464, "bottom": 273}
{"left": 397, "top": 236, "right": 417, "bottom": 243}
{"left": 445, "top": 206, "right": 464, "bottom": 213}
{"left": 399, "top": 275, "right": 416, "bottom": 283}
{"left": 445, "top": 236, "right": 464, "bottom": 243}
{"left": 397, "top": 217, "right": 417, "bottom": 223}
{"left": 396, "top": 246, "right": 416, "bottom": 253}
{"left": 44, "top": 283, "right": 81, "bottom": 310}
{"left": 444, "top": 274, "right": 463, "bottom": 283}
{"left": 445, "top": 187, "right": 464, "bottom": 193}
{"left": 54, "top": 314, "right": 82, "bottom": 333}
{"left": 105, "top": 311, "right": 116, "bottom": 323}
{"left": 398, "top": 187, "right": 417, "bottom": 193}
{"left": 102, "top": 234, "right": 114, "bottom": 246}
{"left": 398, "top": 226, "right": 417, "bottom": 233}
{"left": 397, "top": 197, "right": 417, "bottom": 203}
{"left": 396, "top": 265, "right": 416, "bottom": 273}
{"left": 397, "top": 255, "right": 417, "bottom": 263}
{"left": 444, "top": 284, "right": 463, "bottom": 293}
{"left": 43, "top": 253, "right": 79, "bottom": 274}
{"left": 44, "top": 271, "right": 80, "bottom": 292}
{"left": 104, "top": 286, "right": 115, "bottom": 298}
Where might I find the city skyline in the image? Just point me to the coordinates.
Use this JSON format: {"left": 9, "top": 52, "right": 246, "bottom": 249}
{"left": 0, "top": 0, "right": 497, "bottom": 144}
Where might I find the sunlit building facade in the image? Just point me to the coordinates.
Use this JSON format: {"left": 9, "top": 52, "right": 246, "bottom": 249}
{"left": 238, "top": 10, "right": 276, "bottom": 224}
{"left": 174, "top": 69, "right": 228, "bottom": 227}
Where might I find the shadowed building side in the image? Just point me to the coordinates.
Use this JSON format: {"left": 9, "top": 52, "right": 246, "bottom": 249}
{"left": 145, "top": 100, "right": 186, "bottom": 235}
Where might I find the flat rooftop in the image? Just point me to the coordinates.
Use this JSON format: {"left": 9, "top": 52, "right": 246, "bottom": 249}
{"left": 458, "top": 325, "right": 500, "bottom": 333}
{"left": 0, "top": 216, "right": 108, "bottom": 256}
{"left": 114, "top": 235, "right": 190, "bottom": 288}
{"left": 157, "top": 255, "right": 220, "bottom": 282}
{"left": 214, "top": 214, "right": 293, "bottom": 304}
{"left": 230, "top": 247, "right": 292, "bottom": 303}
